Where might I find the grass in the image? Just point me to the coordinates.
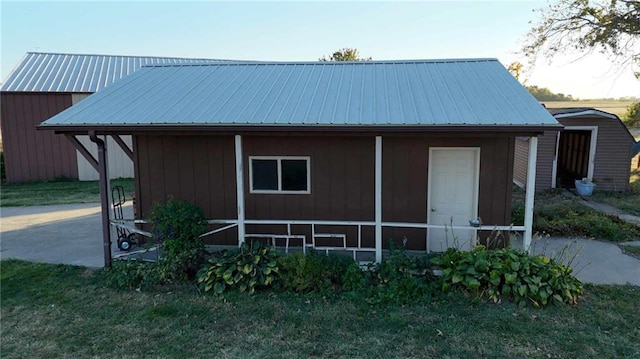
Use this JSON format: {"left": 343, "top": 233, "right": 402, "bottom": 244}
{"left": 590, "top": 186, "right": 640, "bottom": 216}
{"left": 0, "top": 178, "right": 134, "bottom": 207}
{"left": 543, "top": 100, "right": 634, "bottom": 118}
{"left": 621, "top": 245, "right": 640, "bottom": 260}
{"left": 1, "top": 259, "right": 639, "bottom": 359}
{"left": 512, "top": 189, "right": 640, "bottom": 242}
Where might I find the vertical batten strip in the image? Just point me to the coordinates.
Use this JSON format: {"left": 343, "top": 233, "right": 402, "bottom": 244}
{"left": 524, "top": 136, "right": 538, "bottom": 253}
{"left": 375, "top": 136, "right": 382, "bottom": 263}
{"left": 235, "top": 135, "right": 246, "bottom": 246}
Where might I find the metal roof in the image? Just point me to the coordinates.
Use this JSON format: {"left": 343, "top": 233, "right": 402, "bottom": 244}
{"left": 548, "top": 107, "right": 618, "bottom": 120}
{"left": 41, "top": 59, "right": 560, "bottom": 129}
{"left": 1, "top": 52, "right": 231, "bottom": 93}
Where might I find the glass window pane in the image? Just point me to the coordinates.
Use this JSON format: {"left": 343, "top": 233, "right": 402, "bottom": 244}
{"left": 252, "top": 159, "right": 278, "bottom": 190}
{"left": 281, "top": 160, "right": 308, "bottom": 191}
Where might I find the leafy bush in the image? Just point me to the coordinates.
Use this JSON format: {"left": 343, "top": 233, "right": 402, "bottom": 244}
{"left": 198, "top": 241, "right": 279, "bottom": 294}
{"left": 277, "top": 251, "right": 355, "bottom": 294}
{"left": 431, "top": 246, "right": 583, "bottom": 307}
{"left": 101, "top": 259, "right": 175, "bottom": 290}
{"left": 343, "top": 245, "right": 437, "bottom": 305}
{"left": 150, "top": 200, "right": 207, "bottom": 279}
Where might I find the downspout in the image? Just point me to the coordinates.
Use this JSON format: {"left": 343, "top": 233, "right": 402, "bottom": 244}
{"left": 89, "top": 131, "right": 112, "bottom": 267}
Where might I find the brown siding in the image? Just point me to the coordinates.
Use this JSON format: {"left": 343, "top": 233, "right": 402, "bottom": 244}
{"left": 512, "top": 131, "right": 558, "bottom": 191}
{"left": 383, "top": 136, "right": 515, "bottom": 250}
{"left": 0, "top": 93, "right": 78, "bottom": 182}
{"left": 560, "top": 117, "right": 634, "bottom": 191}
{"left": 135, "top": 134, "right": 237, "bottom": 244}
{"left": 135, "top": 133, "right": 518, "bottom": 250}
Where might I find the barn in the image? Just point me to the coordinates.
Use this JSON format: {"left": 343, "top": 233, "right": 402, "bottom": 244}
{"left": 39, "top": 59, "right": 560, "bottom": 266}
{"left": 0, "top": 52, "right": 226, "bottom": 182}
{"left": 513, "top": 108, "right": 637, "bottom": 192}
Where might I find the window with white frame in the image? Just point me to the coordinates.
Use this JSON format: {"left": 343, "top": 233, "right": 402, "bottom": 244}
{"left": 249, "top": 156, "right": 310, "bottom": 193}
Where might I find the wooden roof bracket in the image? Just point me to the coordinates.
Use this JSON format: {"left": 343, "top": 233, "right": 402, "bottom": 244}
{"left": 110, "top": 134, "right": 134, "bottom": 161}
{"left": 64, "top": 134, "right": 99, "bottom": 172}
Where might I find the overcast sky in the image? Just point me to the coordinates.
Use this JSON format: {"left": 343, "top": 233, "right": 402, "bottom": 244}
{"left": 2, "top": 0, "right": 638, "bottom": 99}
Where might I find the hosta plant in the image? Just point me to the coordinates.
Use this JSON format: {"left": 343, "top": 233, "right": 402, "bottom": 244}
{"left": 431, "top": 246, "right": 583, "bottom": 307}
{"left": 198, "top": 241, "right": 279, "bottom": 294}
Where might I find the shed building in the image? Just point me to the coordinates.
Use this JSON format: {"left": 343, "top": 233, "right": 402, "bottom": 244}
{"left": 0, "top": 52, "right": 226, "bottom": 182}
{"left": 39, "top": 59, "right": 560, "bottom": 266}
{"left": 514, "top": 108, "right": 637, "bottom": 192}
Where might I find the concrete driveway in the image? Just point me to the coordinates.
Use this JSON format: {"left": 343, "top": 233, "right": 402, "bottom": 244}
{"left": 0, "top": 203, "right": 132, "bottom": 268}
{"left": 1, "top": 203, "right": 639, "bottom": 285}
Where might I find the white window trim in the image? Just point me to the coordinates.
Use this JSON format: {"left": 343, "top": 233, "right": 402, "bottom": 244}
{"left": 249, "top": 156, "right": 311, "bottom": 194}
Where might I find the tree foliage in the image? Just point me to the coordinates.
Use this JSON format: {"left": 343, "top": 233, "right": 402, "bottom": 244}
{"left": 522, "top": 0, "right": 639, "bottom": 76}
{"left": 320, "top": 48, "right": 372, "bottom": 61}
{"left": 526, "top": 85, "right": 575, "bottom": 101}
{"left": 623, "top": 102, "right": 640, "bottom": 126}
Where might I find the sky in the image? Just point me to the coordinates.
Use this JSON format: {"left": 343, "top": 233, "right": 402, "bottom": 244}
{"left": 1, "top": 0, "right": 638, "bottom": 99}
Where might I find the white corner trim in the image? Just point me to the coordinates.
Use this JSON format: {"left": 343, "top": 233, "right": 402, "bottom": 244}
{"left": 235, "top": 135, "right": 245, "bottom": 246}
{"left": 375, "top": 136, "right": 382, "bottom": 263}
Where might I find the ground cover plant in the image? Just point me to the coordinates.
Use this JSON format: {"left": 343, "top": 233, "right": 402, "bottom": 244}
{"left": 2, "top": 259, "right": 639, "bottom": 359}
{"left": 0, "top": 177, "right": 134, "bottom": 206}
{"left": 512, "top": 189, "right": 640, "bottom": 241}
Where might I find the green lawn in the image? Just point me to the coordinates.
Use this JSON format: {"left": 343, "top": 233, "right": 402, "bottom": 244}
{"left": 1, "top": 260, "right": 639, "bottom": 359}
{"left": 0, "top": 178, "right": 134, "bottom": 206}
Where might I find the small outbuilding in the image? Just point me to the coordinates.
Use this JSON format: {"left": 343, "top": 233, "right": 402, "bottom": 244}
{"left": 0, "top": 52, "right": 224, "bottom": 182}
{"left": 39, "top": 59, "right": 560, "bottom": 265}
{"left": 514, "top": 108, "right": 637, "bottom": 192}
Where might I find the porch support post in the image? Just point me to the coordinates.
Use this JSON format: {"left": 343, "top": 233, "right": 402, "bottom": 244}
{"left": 524, "top": 136, "right": 538, "bottom": 254}
{"left": 89, "top": 131, "right": 112, "bottom": 267}
{"left": 235, "top": 135, "right": 246, "bottom": 246}
{"left": 375, "top": 136, "right": 382, "bottom": 263}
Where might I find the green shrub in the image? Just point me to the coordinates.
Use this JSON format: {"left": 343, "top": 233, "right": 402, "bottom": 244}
{"left": 150, "top": 200, "right": 207, "bottom": 279}
{"left": 198, "top": 241, "right": 279, "bottom": 294}
{"left": 101, "top": 259, "right": 175, "bottom": 290}
{"left": 622, "top": 102, "right": 639, "bottom": 127}
{"left": 431, "top": 246, "right": 583, "bottom": 307}
{"left": 277, "top": 251, "right": 354, "bottom": 294}
{"left": 344, "top": 245, "right": 437, "bottom": 305}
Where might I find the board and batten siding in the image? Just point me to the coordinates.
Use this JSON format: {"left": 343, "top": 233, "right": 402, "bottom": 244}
{"left": 134, "top": 134, "right": 238, "bottom": 244}
{"left": 134, "top": 133, "right": 518, "bottom": 251}
{"left": 71, "top": 94, "right": 134, "bottom": 181}
{"left": 382, "top": 136, "right": 515, "bottom": 250}
{"left": 0, "top": 93, "right": 78, "bottom": 182}
{"left": 513, "top": 131, "right": 558, "bottom": 191}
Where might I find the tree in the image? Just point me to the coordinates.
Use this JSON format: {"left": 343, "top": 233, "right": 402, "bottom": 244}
{"left": 319, "top": 48, "right": 372, "bottom": 61}
{"left": 507, "top": 61, "right": 525, "bottom": 81}
{"left": 522, "top": 0, "right": 639, "bottom": 76}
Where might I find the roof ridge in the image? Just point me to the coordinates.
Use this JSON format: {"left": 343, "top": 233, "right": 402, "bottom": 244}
{"left": 144, "top": 58, "right": 500, "bottom": 68}
{"left": 25, "top": 51, "right": 228, "bottom": 61}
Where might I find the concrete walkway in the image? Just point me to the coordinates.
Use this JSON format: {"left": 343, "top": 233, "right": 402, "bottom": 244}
{"left": 1, "top": 203, "right": 639, "bottom": 285}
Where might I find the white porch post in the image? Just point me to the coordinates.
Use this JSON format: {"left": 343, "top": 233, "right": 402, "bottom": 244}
{"left": 524, "top": 136, "right": 538, "bottom": 253}
{"left": 375, "top": 136, "right": 382, "bottom": 263}
{"left": 235, "top": 135, "right": 246, "bottom": 246}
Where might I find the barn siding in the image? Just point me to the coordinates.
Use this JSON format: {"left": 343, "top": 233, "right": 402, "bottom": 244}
{"left": 0, "top": 93, "right": 78, "bottom": 182}
{"left": 560, "top": 117, "right": 633, "bottom": 191}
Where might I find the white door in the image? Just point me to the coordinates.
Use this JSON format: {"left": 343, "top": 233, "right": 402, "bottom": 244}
{"left": 427, "top": 148, "right": 479, "bottom": 252}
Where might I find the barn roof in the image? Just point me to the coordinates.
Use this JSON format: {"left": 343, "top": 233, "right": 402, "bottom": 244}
{"left": 548, "top": 107, "right": 619, "bottom": 119}
{"left": 40, "top": 59, "right": 560, "bottom": 131}
{"left": 1, "top": 52, "right": 231, "bottom": 93}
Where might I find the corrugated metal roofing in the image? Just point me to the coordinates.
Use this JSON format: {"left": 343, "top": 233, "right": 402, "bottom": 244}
{"left": 1, "top": 52, "right": 230, "bottom": 93}
{"left": 41, "top": 59, "right": 560, "bottom": 128}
